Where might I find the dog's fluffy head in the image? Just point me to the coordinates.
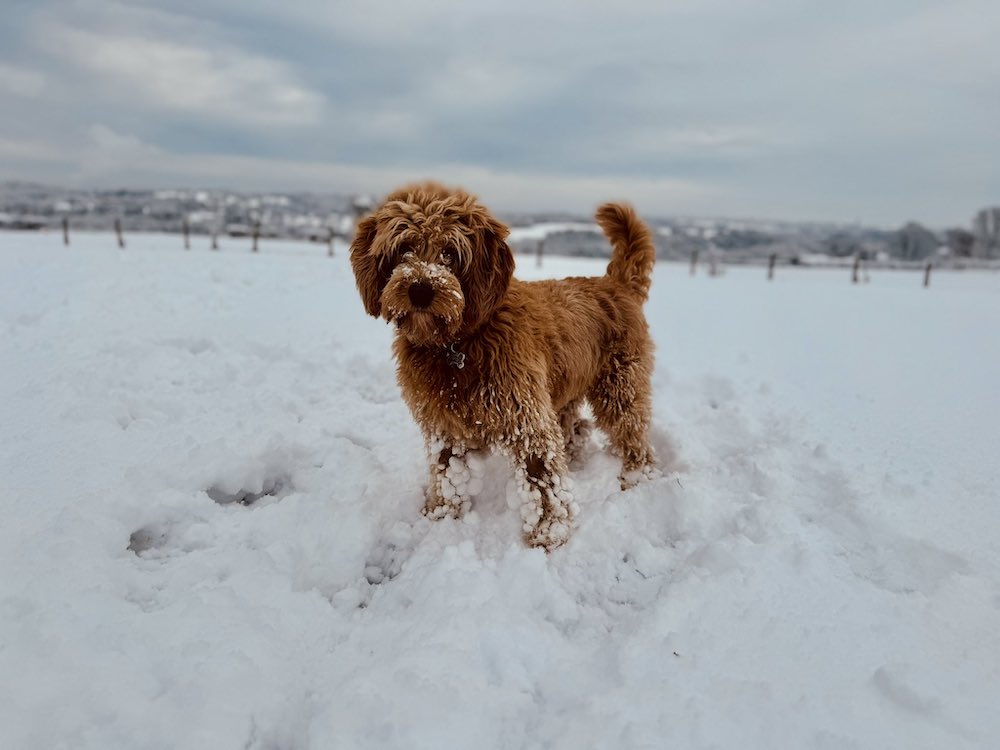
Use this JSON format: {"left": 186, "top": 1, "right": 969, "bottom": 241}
{"left": 350, "top": 182, "right": 514, "bottom": 346}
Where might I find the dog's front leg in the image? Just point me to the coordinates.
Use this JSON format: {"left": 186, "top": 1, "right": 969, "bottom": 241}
{"left": 507, "top": 425, "right": 580, "bottom": 551}
{"left": 421, "top": 436, "right": 485, "bottom": 520}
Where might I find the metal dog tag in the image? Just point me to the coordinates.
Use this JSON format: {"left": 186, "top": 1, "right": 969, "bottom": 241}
{"left": 446, "top": 343, "right": 466, "bottom": 369}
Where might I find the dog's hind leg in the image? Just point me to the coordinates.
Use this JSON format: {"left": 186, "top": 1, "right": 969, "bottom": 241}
{"left": 587, "top": 346, "right": 656, "bottom": 490}
{"left": 559, "top": 399, "right": 593, "bottom": 468}
{"left": 421, "top": 436, "right": 486, "bottom": 520}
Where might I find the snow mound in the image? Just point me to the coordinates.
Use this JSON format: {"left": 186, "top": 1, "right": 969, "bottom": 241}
{"left": 2, "top": 232, "right": 999, "bottom": 749}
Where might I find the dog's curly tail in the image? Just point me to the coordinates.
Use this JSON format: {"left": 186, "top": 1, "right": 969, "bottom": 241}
{"left": 597, "top": 202, "right": 656, "bottom": 301}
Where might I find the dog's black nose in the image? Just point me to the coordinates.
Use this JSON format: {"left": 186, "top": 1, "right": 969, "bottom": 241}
{"left": 408, "top": 281, "right": 435, "bottom": 308}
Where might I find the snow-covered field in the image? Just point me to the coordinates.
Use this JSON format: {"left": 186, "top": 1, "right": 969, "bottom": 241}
{"left": 2, "top": 230, "right": 999, "bottom": 749}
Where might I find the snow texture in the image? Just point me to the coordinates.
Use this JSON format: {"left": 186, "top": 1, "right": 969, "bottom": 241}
{"left": 2, "top": 231, "right": 999, "bottom": 749}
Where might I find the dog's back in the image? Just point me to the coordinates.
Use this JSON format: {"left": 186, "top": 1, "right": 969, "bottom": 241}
{"left": 505, "top": 203, "right": 655, "bottom": 414}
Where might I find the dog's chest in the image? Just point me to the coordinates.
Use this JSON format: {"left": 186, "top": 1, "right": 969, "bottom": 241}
{"left": 398, "top": 352, "right": 476, "bottom": 432}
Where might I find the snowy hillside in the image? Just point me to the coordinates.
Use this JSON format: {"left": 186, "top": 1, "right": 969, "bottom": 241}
{"left": 2, "top": 231, "right": 999, "bottom": 749}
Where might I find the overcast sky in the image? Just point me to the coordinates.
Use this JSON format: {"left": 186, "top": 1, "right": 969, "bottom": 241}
{"left": 1, "top": 0, "right": 997, "bottom": 226}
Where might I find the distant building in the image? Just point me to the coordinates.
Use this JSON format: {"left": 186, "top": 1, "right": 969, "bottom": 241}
{"left": 972, "top": 207, "right": 1000, "bottom": 259}
{"left": 350, "top": 194, "right": 375, "bottom": 219}
{"left": 945, "top": 228, "right": 975, "bottom": 258}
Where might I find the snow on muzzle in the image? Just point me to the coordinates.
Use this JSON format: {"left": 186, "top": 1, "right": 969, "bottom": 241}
{"left": 380, "top": 257, "right": 465, "bottom": 343}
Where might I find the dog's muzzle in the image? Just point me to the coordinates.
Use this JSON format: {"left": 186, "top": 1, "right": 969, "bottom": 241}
{"left": 380, "top": 259, "right": 465, "bottom": 345}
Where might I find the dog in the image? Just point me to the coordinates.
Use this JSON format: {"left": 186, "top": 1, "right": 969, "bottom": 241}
{"left": 350, "top": 182, "right": 656, "bottom": 550}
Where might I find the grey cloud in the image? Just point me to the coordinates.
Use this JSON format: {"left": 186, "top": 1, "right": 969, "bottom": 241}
{"left": 1, "top": 0, "right": 998, "bottom": 225}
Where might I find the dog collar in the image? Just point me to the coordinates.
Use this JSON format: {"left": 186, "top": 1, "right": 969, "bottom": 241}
{"left": 445, "top": 342, "right": 466, "bottom": 369}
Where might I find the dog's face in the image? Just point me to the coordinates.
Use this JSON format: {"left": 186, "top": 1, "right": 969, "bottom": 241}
{"left": 350, "top": 182, "right": 515, "bottom": 347}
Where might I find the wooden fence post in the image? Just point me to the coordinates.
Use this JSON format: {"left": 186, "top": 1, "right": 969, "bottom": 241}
{"left": 115, "top": 218, "right": 125, "bottom": 249}
{"left": 251, "top": 221, "right": 260, "bottom": 253}
{"left": 690, "top": 249, "right": 699, "bottom": 276}
{"left": 767, "top": 253, "right": 776, "bottom": 281}
{"left": 536, "top": 238, "right": 544, "bottom": 268}
{"left": 852, "top": 254, "right": 860, "bottom": 284}
{"left": 327, "top": 227, "right": 335, "bottom": 257}
{"left": 183, "top": 219, "right": 190, "bottom": 250}
{"left": 212, "top": 203, "right": 222, "bottom": 250}
{"left": 924, "top": 262, "right": 932, "bottom": 288}
{"left": 62, "top": 217, "right": 69, "bottom": 246}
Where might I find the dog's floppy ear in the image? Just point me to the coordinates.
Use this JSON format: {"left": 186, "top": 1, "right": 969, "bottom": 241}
{"left": 466, "top": 212, "right": 514, "bottom": 328}
{"left": 481, "top": 214, "right": 514, "bottom": 313}
{"left": 349, "top": 213, "right": 384, "bottom": 317}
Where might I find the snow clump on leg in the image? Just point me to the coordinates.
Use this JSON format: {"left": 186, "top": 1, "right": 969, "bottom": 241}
{"left": 422, "top": 444, "right": 486, "bottom": 520}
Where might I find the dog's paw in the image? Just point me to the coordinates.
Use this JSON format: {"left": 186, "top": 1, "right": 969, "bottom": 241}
{"left": 517, "top": 476, "right": 578, "bottom": 552}
{"left": 619, "top": 462, "right": 660, "bottom": 491}
{"left": 423, "top": 451, "right": 486, "bottom": 520}
{"left": 421, "top": 492, "right": 468, "bottom": 520}
{"left": 523, "top": 515, "right": 574, "bottom": 552}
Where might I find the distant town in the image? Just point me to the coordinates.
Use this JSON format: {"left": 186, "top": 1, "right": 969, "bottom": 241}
{"left": 1, "top": 181, "right": 997, "bottom": 267}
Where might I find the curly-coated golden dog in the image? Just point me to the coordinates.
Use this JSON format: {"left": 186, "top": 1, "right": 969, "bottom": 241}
{"left": 350, "top": 182, "right": 656, "bottom": 550}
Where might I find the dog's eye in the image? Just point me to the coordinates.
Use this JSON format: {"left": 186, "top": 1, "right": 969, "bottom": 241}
{"left": 440, "top": 249, "right": 456, "bottom": 266}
